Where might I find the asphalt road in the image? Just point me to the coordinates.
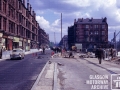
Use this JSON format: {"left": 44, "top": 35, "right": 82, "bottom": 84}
{"left": 0, "top": 50, "right": 51, "bottom": 90}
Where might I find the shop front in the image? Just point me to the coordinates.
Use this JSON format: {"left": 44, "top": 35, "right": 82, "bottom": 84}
{"left": 19, "top": 38, "right": 23, "bottom": 49}
{"left": 13, "top": 37, "right": 19, "bottom": 49}
{"left": 30, "top": 41, "right": 37, "bottom": 49}
{"left": 26, "top": 40, "right": 30, "bottom": 51}
{"left": 2, "top": 35, "right": 8, "bottom": 51}
{"left": 23, "top": 39, "right": 26, "bottom": 51}
{"left": 7, "top": 36, "right": 13, "bottom": 50}
{"left": 0, "top": 33, "right": 3, "bottom": 50}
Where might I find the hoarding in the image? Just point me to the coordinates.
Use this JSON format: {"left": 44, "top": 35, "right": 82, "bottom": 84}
{"left": 75, "top": 43, "right": 82, "bottom": 49}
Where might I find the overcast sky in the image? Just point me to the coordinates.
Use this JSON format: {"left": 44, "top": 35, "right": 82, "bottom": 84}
{"left": 28, "top": 0, "right": 120, "bottom": 42}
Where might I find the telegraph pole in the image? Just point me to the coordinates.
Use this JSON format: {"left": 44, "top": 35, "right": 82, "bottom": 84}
{"left": 61, "top": 13, "right": 62, "bottom": 55}
{"left": 61, "top": 13, "right": 62, "bottom": 45}
{"left": 54, "top": 32, "right": 56, "bottom": 46}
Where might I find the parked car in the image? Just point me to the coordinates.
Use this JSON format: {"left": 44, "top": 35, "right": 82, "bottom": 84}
{"left": 10, "top": 48, "right": 25, "bottom": 60}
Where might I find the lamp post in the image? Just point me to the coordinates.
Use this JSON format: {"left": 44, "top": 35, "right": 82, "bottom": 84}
{"left": 61, "top": 13, "right": 62, "bottom": 46}
{"left": 114, "top": 30, "right": 120, "bottom": 55}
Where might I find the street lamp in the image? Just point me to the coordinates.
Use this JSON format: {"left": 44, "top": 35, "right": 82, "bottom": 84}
{"left": 113, "top": 30, "right": 120, "bottom": 55}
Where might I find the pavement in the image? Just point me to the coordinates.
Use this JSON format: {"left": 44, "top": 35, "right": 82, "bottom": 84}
{"left": 30, "top": 52, "right": 120, "bottom": 90}
{"left": 0, "top": 49, "right": 40, "bottom": 61}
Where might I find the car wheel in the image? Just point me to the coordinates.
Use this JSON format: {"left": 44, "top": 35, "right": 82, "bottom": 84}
{"left": 19, "top": 56, "right": 22, "bottom": 60}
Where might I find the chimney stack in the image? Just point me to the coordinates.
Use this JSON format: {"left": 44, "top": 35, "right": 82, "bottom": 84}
{"left": 27, "top": 0, "right": 29, "bottom": 10}
{"left": 74, "top": 19, "right": 76, "bottom": 23}
{"left": 30, "top": 4, "right": 32, "bottom": 13}
{"left": 34, "top": 12, "right": 36, "bottom": 18}
{"left": 23, "top": 0, "right": 25, "bottom": 6}
{"left": 32, "top": 10, "right": 35, "bottom": 16}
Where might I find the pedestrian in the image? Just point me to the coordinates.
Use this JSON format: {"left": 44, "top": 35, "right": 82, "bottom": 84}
{"left": 110, "top": 47, "right": 113, "bottom": 59}
{"left": 95, "top": 48, "right": 99, "bottom": 58}
{"left": 69, "top": 51, "right": 73, "bottom": 58}
{"left": 0, "top": 49, "right": 2, "bottom": 59}
{"left": 97, "top": 47, "right": 104, "bottom": 64}
{"left": 43, "top": 47, "right": 45, "bottom": 54}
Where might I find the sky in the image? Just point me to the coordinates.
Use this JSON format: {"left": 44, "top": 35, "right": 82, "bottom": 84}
{"left": 28, "top": 0, "right": 120, "bottom": 42}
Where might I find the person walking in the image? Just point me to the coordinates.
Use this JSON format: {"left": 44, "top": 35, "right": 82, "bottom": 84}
{"left": 0, "top": 49, "right": 2, "bottom": 59}
{"left": 110, "top": 47, "right": 113, "bottom": 60}
{"left": 42, "top": 47, "right": 45, "bottom": 54}
{"left": 97, "top": 47, "right": 104, "bottom": 64}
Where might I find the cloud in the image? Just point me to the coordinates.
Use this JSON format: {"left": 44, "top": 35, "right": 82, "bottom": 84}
{"left": 36, "top": 16, "right": 50, "bottom": 30}
{"left": 29, "top": 0, "right": 120, "bottom": 42}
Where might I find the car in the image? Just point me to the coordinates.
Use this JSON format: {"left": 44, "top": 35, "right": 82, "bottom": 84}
{"left": 10, "top": 48, "right": 25, "bottom": 60}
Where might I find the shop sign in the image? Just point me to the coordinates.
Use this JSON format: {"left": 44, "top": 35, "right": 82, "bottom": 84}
{"left": 28, "top": 40, "right": 30, "bottom": 43}
{"left": 0, "top": 33, "right": 3, "bottom": 37}
{"left": 13, "top": 37, "right": 19, "bottom": 42}
{"left": 8, "top": 36, "right": 13, "bottom": 39}
{"left": 3, "top": 35, "right": 7, "bottom": 38}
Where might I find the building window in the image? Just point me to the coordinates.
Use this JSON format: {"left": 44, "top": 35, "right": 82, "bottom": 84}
{"left": 0, "top": 0, "right": 1, "bottom": 10}
{"left": 102, "top": 37, "right": 105, "bottom": 41}
{"left": 17, "top": 25, "right": 18, "bottom": 35}
{"left": 9, "top": 22, "right": 11, "bottom": 32}
{"left": 86, "top": 31, "right": 89, "bottom": 35}
{"left": 102, "top": 25, "right": 105, "bottom": 29}
{"left": 97, "top": 25, "right": 99, "bottom": 28}
{"left": 91, "top": 31, "right": 93, "bottom": 35}
{"left": 94, "top": 25, "right": 98, "bottom": 28}
{"left": 8, "top": 5, "right": 10, "bottom": 16}
{"left": 90, "top": 37, "right": 93, "bottom": 41}
{"left": 0, "top": 16, "right": 1, "bottom": 29}
{"left": 19, "top": 1, "right": 21, "bottom": 10}
{"left": 102, "top": 31, "right": 105, "bottom": 35}
{"left": 3, "top": 1, "right": 6, "bottom": 13}
{"left": 94, "top": 25, "right": 96, "bottom": 28}
{"left": 79, "top": 25, "right": 81, "bottom": 28}
{"left": 3, "top": 18, "right": 6, "bottom": 31}
{"left": 95, "top": 31, "right": 99, "bottom": 35}
{"left": 86, "top": 25, "right": 89, "bottom": 28}
{"left": 87, "top": 37, "right": 89, "bottom": 41}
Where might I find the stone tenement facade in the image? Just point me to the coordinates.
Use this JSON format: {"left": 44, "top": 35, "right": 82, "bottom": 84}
{"left": 38, "top": 26, "right": 49, "bottom": 48}
{"left": 68, "top": 17, "right": 108, "bottom": 51}
{"left": 0, "top": 0, "right": 49, "bottom": 51}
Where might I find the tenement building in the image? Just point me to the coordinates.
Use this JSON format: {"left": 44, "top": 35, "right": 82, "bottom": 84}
{"left": 38, "top": 26, "right": 49, "bottom": 48}
{"left": 68, "top": 17, "right": 108, "bottom": 51}
{"left": 0, "top": 0, "right": 46, "bottom": 51}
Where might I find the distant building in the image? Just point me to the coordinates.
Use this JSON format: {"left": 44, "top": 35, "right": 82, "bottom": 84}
{"left": 68, "top": 26, "right": 75, "bottom": 49}
{"left": 68, "top": 17, "right": 108, "bottom": 51}
{"left": 59, "top": 35, "right": 68, "bottom": 49}
{"left": 38, "top": 26, "right": 49, "bottom": 48}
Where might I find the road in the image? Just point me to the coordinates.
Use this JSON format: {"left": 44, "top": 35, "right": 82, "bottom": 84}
{"left": 0, "top": 50, "right": 51, "bottom": 90}
{"left": 1, "top": 51, "right": 120, "bottom": 90}
{"left": 51, "top": 54, "right": 120, "bottom": 90}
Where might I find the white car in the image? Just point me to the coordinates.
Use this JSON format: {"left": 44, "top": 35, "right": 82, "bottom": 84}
{"left": 10, "top": 48, "right": 25, "bottom": 60}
